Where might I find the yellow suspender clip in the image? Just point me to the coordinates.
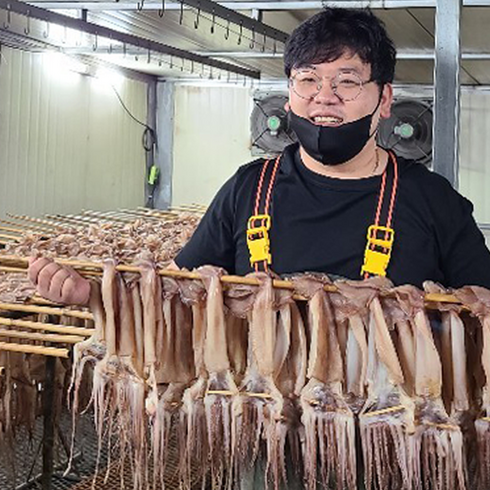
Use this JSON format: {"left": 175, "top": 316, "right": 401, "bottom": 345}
{"left": 247, "top": 156, "right": 281, "bottom": 270}
{"left": 247, "top": 214, "right": 272, "bottom": 266}
{"left": 361, "top": 225, "right": 395, "bottom": 277}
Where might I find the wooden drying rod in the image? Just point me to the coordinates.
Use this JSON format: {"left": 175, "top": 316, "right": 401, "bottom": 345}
{"left": 0, "top": 254, "right": 461, "bottom": 305}
{"left": 0, "top": 342, "right": 69, "bottom": 358}
{"left": 0, "top": 266, "right": 26, "bottom": 273}
{"left": 0, "top": 317, "right": 94, "bottom": 337}
{"left": 0, "top": 301, "right": 93, "bottom": 321}
{"left": 0, "top": 328, "right": 85, "bottom": 345}
{"left": 0, "top": 315, "right": 93, "bottom": 358}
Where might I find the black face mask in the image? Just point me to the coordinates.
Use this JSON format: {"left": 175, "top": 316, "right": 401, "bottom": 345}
{"left": 288, "top": 96, "right": 382, "bottom": 166}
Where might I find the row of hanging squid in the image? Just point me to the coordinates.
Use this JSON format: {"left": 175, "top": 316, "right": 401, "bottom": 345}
{"left": 67, "top": 259, "right": 490, "bottom": 490}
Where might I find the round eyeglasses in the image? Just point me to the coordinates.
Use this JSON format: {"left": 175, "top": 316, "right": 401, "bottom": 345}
{"left": 290, "top": 71, "right": 374, "bottom": 102}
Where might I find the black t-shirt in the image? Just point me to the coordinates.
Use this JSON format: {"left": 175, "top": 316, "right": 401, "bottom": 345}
{"left": 176, "top": 143, "right": 490, "bottom": 288}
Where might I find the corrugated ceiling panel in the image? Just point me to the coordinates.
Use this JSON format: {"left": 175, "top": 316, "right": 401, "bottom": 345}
{"left": 0, "top": 47, "right": 147, "bottom": 220}
{"left": 172, "top": 84, "right": 253, "bottom": 206}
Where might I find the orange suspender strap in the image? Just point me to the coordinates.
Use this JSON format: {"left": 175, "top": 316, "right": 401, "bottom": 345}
{"left": 361, "top": 150, "right": 399, "bottom": 279}
{"left": 247, "top": 155, "right": 281, "bottom": 272}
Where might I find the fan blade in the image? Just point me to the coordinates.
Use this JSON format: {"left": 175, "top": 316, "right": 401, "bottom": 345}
{"left": 384, "top": 133, "right": 401, "bottom": 150}
{"left": 387, "top": 136, "right": 403, "bottom": 152}
{"left": 413, "top": 139, "right": 431, "bottom": 160}
{"left": 396, "top": 101, "right": 432, "bottom": 128}
{"left": 251, "top": 127, "right": 270, "bottom": 147}
{"left": 254, "top": 99, "right": 271, "bottom": 119}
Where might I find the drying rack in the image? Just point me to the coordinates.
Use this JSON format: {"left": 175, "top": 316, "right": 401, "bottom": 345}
{"left": 0, "top": 204, "right": 467, "bottom": 489}
{"left": 0, "top": 206, "right": 206, "bottom": 489}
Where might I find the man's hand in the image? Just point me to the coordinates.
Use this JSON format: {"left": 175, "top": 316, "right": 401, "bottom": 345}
{"left": 28, "top": 257, "right": 91, "bottom": 306}
{"left": 166, "top": 260, "right": 180, "bottom": 271}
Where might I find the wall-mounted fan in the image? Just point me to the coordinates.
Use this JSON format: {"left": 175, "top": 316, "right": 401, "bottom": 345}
{"left": 250, "top": 93, "right": 297, "bottom": 156}
{"left": 377, "top": 98, "right": 433, "bottom": 166}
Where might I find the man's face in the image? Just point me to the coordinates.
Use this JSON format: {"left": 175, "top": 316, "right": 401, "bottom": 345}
{"left": 287, "top": 52, "right": 393, "bottom": 131}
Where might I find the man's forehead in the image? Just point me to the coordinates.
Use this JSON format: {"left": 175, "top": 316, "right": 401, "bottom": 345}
{"left": 293, "top": 54, "right": 370, "bottom": 74}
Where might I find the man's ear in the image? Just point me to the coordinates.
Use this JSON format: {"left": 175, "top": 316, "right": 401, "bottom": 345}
{"left": 379, "top": 83, "right": 393, "bottom": 119}
{"left": 284, "top": 101, "right": 290, "bottom": 112}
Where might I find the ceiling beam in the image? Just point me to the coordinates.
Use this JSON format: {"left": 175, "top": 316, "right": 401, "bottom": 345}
{"left": 0, "top": 0, "right": 261, "bottom": 78}
{"left": 26, "top": 0, "right": 490, "bottom": 10}
{"left": 26, "top": 0, "right": 290, "bottom": 47}
{"left": 174, "top": 0, "right": 288, "bottom": 44}
{"left": 61, "top": 47, "right": 490, "bottom": 61}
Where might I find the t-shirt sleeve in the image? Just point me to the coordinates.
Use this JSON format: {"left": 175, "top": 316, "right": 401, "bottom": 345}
{"left": 435, "top": 180, "right": 490, "bottom": 288}
{"left": 174, "top": 174, "right": 236, "bottom": 272}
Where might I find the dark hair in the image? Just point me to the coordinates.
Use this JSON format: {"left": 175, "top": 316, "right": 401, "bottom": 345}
{"left": 284, "top": 7, "right": 397, "bottom": 86}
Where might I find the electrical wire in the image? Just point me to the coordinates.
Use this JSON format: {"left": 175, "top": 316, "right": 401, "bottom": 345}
{"left": 109, "top": 82, "right": 158, "bottom": 208}
{"left": 110, "top": 83, "right": 155, "bottom": 152}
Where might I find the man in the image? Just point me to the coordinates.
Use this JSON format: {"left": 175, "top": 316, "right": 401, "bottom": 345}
{"left": 29, "top": 7, "right": 490, "bottom": 303}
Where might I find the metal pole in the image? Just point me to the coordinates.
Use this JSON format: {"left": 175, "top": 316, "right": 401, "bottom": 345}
{"left": 432, "top": 0, "right": 462, "bottom": 188}
{"left": 25, "top": 0, "right": 490, "bottom": 10}
{"left": 41, "top": 355, "right": 57, "bottom": 490}
{"left": 152, "top": 81, "right": 175, "bottom": 210}
{"left": 145, "top": 79, "right": 157, "bottom": 208}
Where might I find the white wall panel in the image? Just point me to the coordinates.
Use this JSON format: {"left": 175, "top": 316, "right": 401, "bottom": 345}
{"left": 172, "top": 85, "right": 253, "bottom": 207}
{"left": 0, "top": 48, "right": 147, "bottom": 220}
{"left": 459, "top": 90, "right": 490, "bottom": 225}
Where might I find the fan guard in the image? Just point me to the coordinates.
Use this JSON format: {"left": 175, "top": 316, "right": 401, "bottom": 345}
{"left": 377, "top": 99, "right": 433, "bottom": 166}
{"left": 250, "top": 95, "right": 297, "bottom": 156}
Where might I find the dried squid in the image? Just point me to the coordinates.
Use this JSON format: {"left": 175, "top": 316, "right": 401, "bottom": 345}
{"left": 394, "top": 285, "right": 466, "bottom": 490}
{"left": 295, "top": 274, "right": 356, "bottom": 490}
{"left": 454, "top": 286, "right": 490, "bottom": 490}
{"left": 358, "top": 278, "right": 415, "bottom": 490}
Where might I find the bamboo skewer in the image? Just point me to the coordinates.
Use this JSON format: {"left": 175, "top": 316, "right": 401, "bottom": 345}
{"left": 43, "top": 215, "right": 86, "bottom": 229}
{"left": 206, "top": 389, "right": 273, "bottom": 399}
{"left": 0, "top": 301, "right": 93, "bottom": 320}
{"left": 130, "top": 212, "right": 170, "bottom": 222}
{"left": 0, "top": 233, "right": 20, "bottom": 241}
{"left": 63, "top": 213, "right": 101, "bottom": 224}
{"left": 0, "top": 218, "right": 51, "bottom": 233}
{"left": 0, "top": 341, "right": 69, "bottom": 358}
{"left": 110, "top": 209, "right": 153, "bottom": 219}
{"left": 44, "top": 214, "right": 91, "bottom": 227}
{"left": 29, "top": 295, "right": 67, "bottom": 306}
{"left": 0, "top": 266, "right": 26, "bottom": 273}
{"left": 116, "top": 212, "right": 162, "bottom": 222}
{"left": 0, "top": 225, "right": 23, "bottom": 235}
{"left": 0, "top": 328, "right": 84, "bottom": 344}
{"left": 136, "top": 206, "right": 181, "bottom": 218}
{"left": 52, "top": 213, "right": 108, "bottom": 226}
{"left": 0, "top": 317, "right": 95, "bottom": 336}
{"left": 0, "top": 254, "right": 462, "bottom": 305}
{"left": 78, "top": 211, "right": 120, "bottom": 224}
{"left": 6, "top": 213, "right": 61, "bottom": 229}
{"left": 82, "top": 210, "right": 141, "bottom": 224}
{"left": 120, "top": 211, "right": 176, "bottom": 222}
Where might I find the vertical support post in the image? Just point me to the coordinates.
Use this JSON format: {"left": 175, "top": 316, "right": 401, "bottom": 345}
{"left": 152, "top": 80, "right": 175, "bottom": 210}
{"left": 432, "top": 0, "right": 462, "bottom": 188}
{"left": 41, "top": 355, "right": 57, "bottom": 490}
{"left": 145, "top": 79, "right": 158, "bottom": 208}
